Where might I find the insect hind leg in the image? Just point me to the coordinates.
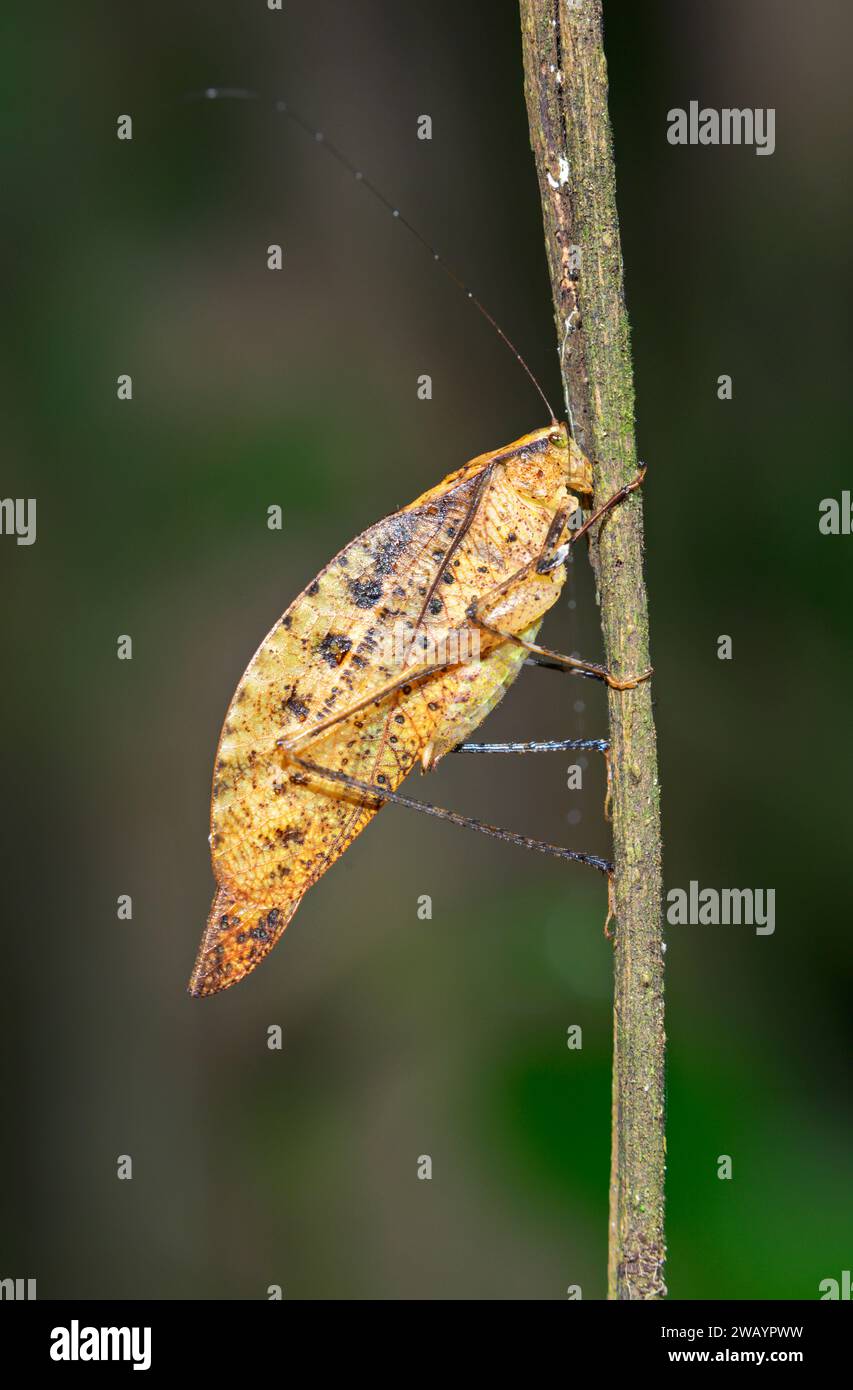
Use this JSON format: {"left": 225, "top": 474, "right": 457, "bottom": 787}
{"left": 282, "top": 750, "right": 613, "bottom": 875}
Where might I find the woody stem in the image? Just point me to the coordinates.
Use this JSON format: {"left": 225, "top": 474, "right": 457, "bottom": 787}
{"left": 519, "top": 0, "right": 667, "bottom": 1299}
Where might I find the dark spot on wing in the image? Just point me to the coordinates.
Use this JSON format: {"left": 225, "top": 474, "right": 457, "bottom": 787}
{"left": 275, "top": 827, "right": 304, "bottom": 846}
{"left": 349, "top": 576, "right": 384, "bottom": 608}
{"left": 318, "top": 632, "right": 353, "bottom": 668}
{"left": 284, "top": 694, "right": 310, "bottom": 721}
{"left": 365, "top": 516, "right": 418, "bottom": 579}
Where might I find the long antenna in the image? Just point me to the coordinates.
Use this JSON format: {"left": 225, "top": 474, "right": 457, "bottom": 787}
{"left": 188, "top": 87, "right": 557, "bottom": 423}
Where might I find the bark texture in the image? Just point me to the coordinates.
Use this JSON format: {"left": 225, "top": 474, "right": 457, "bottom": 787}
{"left": 519, "top": 0, "right": 666, "bottom": 1299}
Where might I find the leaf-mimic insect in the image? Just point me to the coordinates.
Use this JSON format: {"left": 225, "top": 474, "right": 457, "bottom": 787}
{"left": 187, "top": 90, "right": 649, "bottom": 997}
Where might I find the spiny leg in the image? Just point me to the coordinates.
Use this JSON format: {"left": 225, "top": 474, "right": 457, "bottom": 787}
{"left": 281, "top": 750, "right": 613, "bottom": 875}
{"left": 454, "top": 737, "right": 614, "bottom": 824}
{"left": 453, "top": 737, "right": 608, "bottom": 754}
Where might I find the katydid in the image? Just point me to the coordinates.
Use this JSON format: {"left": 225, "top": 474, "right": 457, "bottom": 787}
{"left": 187, "top": 91, "right": 649, "bottom": 997}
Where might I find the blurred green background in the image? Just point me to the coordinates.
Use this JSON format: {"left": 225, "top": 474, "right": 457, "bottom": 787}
{"left": 2, "top": 0, "right": 850, "bottom": 1299}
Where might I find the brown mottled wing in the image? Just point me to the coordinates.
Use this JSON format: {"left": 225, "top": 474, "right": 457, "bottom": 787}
{"left": 189, "top": 460, "right": 562, "bottom": 996}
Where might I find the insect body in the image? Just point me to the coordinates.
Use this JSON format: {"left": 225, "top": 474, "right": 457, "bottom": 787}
{"left": 187, "top": 89, "right": 649, "bottom": 997}
{"left": 188, "top": 424, "right": 605, "bottom": 996}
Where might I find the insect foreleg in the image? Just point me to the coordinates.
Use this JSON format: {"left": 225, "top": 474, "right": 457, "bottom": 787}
{"left": 467, "top": 465, "right": 652, "bottom": 691}
{"left": 536, "top": 463, "right": 649, "bottom": 574}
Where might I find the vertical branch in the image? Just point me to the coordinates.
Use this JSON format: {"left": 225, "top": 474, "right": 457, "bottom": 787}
{"left": 519, "top": 0, "right": 666, "bottom": 1298}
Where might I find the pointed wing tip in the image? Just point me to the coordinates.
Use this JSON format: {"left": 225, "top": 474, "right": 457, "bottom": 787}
{"left": 186, "top": 968, "right": 221, "bottom": 999}
{"left": 187, "top": 887, "right": 300, "bottom": 998}
{"left": 186, "top": 948, "right": 232, "bottom": 998}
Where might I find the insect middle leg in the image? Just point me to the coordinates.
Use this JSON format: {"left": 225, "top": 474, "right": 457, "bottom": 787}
{"left": 453, "top": 737, "right": 608, "bottom": 754}
{"left": 474, "top": 629, "right": 648, "bottom": 691}
{"left": 453, "top": 738, "right": 614, "bottom": 823}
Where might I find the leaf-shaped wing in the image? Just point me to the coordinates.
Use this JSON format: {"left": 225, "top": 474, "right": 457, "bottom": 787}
{"left": 190, "top": 436, "right": 570, "bottom": 995}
